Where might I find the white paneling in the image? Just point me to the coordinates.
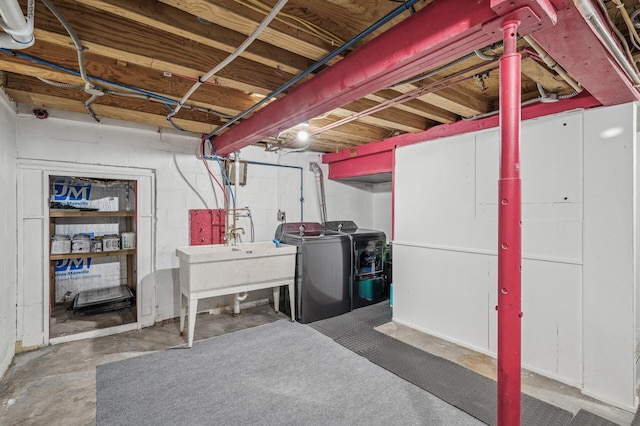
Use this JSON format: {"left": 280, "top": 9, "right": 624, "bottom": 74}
{"left": 476, "top": 114, "right": 582, "bottom": 215}
{"left": 393, "top": 243, "right": 491, "bottom": 352}
{"left": 475, "top": 112, "right": 583, "bottom": 261}
{"left": 395, "top": 133, "right": 477, "bottom": 247}
{"left": 521, "top": 260, "right": 582, "bottom": 386}
{"left": 393, "top": 109, "right": 586, "bottom": 393}
{"left": 583, "top": 103, "right": 637, "bottom": 410}
{"left": 0, "top": 92, "right": 17, "bottom": 377}
{"left": 636, "top": 122, "right": 640, "bottom": 391}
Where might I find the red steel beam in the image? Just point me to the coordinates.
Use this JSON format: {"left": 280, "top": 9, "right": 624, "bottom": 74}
{"left": 532, "top": 2, "right": 640, "bottom": 106}
{"left": 326, "top": 149, "right": 393, "bottom": 180}
{"left": 497, "top": 20, "right": 523, "bottom": 426}
{"left": 213, "top": 0, "right": 557, "bottom": 155}
{"left": 322, "top": 91, "right": 599, "bottom": 178}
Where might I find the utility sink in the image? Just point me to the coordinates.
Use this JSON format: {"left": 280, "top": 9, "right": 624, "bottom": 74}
{"left": 175, "top": 241, "right": 297, "bottom": 292}
{"left": 176, "top": 241, "right": 298, "bottom": 347}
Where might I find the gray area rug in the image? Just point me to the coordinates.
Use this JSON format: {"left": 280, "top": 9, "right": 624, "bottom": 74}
{"left": 310, "top": 302, "right": 616, "bottom": 426}
{"left": 97, "top": 320, "right": 483, "bottom": 426}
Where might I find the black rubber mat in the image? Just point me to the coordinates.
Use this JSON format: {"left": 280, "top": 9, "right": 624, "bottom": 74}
{"left": 310, "top": 302, "right": 615, "bottom": 426}
{"left": 308, "top": 314, "right": 372, "bottom": 340}
{"left": 567, "top": 409, "right": 619, "bottom": 426}
{"left": 349, "top": 301, "right": 393, "bottom": 327}
{"left": 335, "top": 327, "right": 394, "bottom": 356}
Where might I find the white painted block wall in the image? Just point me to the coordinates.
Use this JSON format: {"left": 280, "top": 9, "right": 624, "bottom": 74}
{"left": 11, "top": 108, "right": 375, "bottom": 346}
{"left": 393, "top": 104, "right": 638, "bottom": 410}
{"left": 372, "top": 182, "right": 392, "bottom": 242}
{"left": 0, "top": 94, "right": 17, "bottom": 377}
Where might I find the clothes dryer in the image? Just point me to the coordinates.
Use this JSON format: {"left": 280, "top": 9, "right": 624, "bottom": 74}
{"left": 274, "top": 222, "right": 352, "bottom": 323}
{"left": 324, "top": 221, "right": 388, "bottom": 309}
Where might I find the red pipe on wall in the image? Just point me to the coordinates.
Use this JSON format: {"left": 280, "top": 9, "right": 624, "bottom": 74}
{"left": 497, "top": 20, "right": 523, "bottom": 426}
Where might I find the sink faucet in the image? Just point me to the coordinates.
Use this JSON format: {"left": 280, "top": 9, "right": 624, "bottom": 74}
{"left": 228, "top": 227, "right": 245, "bottom": 245}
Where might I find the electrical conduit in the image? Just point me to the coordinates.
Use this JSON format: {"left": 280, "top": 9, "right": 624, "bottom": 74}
{"left": 207, "top": 0, "right": 420, "bottom": 142}
{"left": 574, "top": 0, "right": 640, "bottom": 86}
{"left": 42, "top": 0, "right": 106, "bottom": 121}
{"left": 167, "top": 0, "right": 289, "bottom": 128}
{"left": 523, "top": 35, "right": 582, "bottom": 93}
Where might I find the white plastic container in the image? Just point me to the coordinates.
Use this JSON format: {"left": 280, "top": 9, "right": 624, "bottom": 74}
{"left": 91, "top": 237, "right": 103, "bottom": 252}
{"left": 121, "top": 232, "right": 135, "bottom": 249}
{"left": 103, "top": 234, "right": 120, "bottom": 251}
{"left": 51, "top": 234, "right": 71, "bottom": 254}
{"left": 71, "top": 234, "right": 91, "bottom": 253}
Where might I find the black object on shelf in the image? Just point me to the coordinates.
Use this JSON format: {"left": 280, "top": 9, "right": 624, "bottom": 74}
{"left": 50, "top": 201, "right": 99, "bottom": 211}
{"left": 72, "top": 285, "right": 135, "bottom": 315}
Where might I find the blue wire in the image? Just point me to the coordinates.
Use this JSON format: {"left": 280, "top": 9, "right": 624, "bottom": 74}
{"left": 0, "top": 48, "right": 180, "bottom": 105}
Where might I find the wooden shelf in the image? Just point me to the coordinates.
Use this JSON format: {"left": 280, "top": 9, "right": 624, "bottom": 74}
{"left": 50, "top": 249, "right": 136, "bottom": 261}
{"left": 49, "top": 210, "right": 134, "bottom": 218}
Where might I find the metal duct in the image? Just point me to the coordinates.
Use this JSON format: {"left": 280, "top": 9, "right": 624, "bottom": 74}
{"left": 309, "top": 162, "right": 327, "bottom": 224}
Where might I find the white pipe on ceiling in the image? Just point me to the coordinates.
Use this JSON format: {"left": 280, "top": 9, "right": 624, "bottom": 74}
{"left": 0, "top": 0, "right": 35, "bottom": 49}
{"left": 574, "top": 0, "right": 640, "bottom": 86}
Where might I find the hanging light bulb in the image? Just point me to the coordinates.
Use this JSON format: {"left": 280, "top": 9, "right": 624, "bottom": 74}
{"left": 297, "top": 122, "right": 309, "bottom": 142}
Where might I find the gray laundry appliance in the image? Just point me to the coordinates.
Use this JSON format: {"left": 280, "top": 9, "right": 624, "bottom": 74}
{"left": 324, "top": 220, "right": 388, "bottom": 309}
{"left": 274, "top": 222, "right": 352, "bottom": 323}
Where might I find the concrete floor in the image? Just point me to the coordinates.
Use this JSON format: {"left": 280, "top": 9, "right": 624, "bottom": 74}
{"left": 0, "top": 302, "right": 636, "bottom": 425}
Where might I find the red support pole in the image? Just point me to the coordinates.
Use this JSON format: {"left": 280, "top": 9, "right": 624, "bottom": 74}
{"left": 497, "top": 20, "right": 522, "bottom": 426}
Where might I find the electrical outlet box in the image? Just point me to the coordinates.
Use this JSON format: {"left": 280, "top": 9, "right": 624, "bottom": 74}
{"left": 277, "top": 210, "right": 286, "bottom": 222}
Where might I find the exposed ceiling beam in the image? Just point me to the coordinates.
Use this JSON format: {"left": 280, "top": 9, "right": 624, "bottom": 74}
{"left": 73, "top": 0, "right": 314, "bottom": 76}
{"left": 156, "top": 0, "right": 475, "bottom": 122}
{"left": 31, "top": 3, "right": 443, "bottom": 134}
{"left": 366, "top": 90, "right": 457, "bottom": 124}
{"left": 0, "top": 42, "right": 256, "bottom": 116}
{"left": 34, "top": 1, "right": 295, "bottom": 95}
{"left": 158, "top": 0, "right": 338, "bottom": 62}
{"left": 211, "top": 0, "right": 558, "bottom": 155}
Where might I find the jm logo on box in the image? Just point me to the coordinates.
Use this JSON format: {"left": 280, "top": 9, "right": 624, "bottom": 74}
{"left": 55, "top": 258, "right": 92, "bottom": 272}
{"left": 52, "top": 181, "right": 92, "bottom": 201}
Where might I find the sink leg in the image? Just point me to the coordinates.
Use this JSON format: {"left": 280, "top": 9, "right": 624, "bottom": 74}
{"left": 273, "top": 287, "right": 280, "bottom": 312}
{"left": 233, "top": 294, "right": 241, "bottom": 317}
{"left": 288, "top": 281, "right": 295, "bottom": 322}
{"left": 187, "top": 297, "right": 198, "bottom": 348}
{"left": 179, "top": 292, "right": 186, "bottom": 335}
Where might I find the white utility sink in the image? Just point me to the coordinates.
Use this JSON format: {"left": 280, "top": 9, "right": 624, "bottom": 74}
{"left": 175, "top": 241, "right": 297, "bottom": 347}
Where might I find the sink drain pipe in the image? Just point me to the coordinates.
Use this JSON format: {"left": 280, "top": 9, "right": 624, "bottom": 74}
{"left": 309, "top": 162, "right": 327, "bottom": 224}
{"left": 233, "top": 292, "right": 249, "bottom": 316}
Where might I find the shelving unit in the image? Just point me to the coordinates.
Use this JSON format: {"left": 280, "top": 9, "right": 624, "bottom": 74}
{"left": 48, "top": 177, "right": 137, "bottom": 338}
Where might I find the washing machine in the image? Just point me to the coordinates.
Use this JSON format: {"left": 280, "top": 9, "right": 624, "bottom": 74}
{"left": 324, "top": 220, "right": 388, "bottom": 309}
{"left": 274, "top": 222, "right": 352, "bottom": 323}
